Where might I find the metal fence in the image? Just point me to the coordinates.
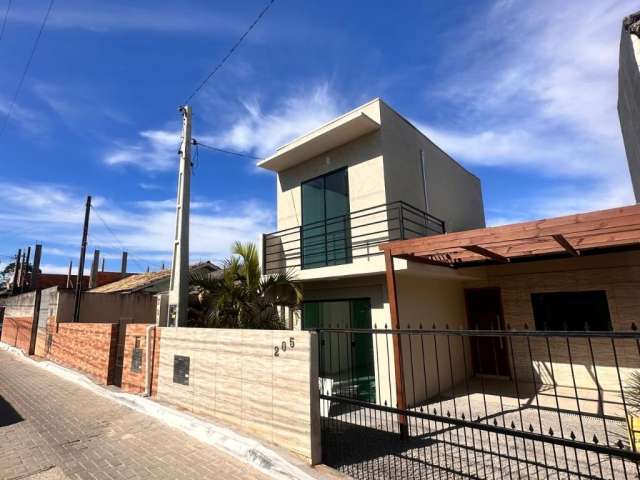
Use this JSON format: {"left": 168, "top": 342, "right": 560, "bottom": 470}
{"left": 262, "top": 201, "right": 445, "bottom": 274}
{"left": 316, "top": 325, "right": 640, "bottom": 479}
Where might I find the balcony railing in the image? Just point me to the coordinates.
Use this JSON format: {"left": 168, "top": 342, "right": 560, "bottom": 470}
{"left": 262, "top": 201, "right": 445, "bottom": 274}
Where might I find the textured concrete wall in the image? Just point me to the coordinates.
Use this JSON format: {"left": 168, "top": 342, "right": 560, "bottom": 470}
{"left": 467, "top": 251, "right": 640, "bottom": 391}
{"left": 154, "top": 328, "right": 320, "bottom": 464}
{"left": 34, "top": 287, "right": 60, "bottom": 357}
{"left": 618, "top": 26, "right": 640, "bottom": 202}
{"left": 0, "top": 291, "right": 38, "bottom": 353}
{"left": 46, "top": 322, "right": 119, "bottom": 385}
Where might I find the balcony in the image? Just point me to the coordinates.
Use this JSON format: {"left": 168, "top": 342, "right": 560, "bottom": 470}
{"left": 262, "top": 201, "right": 445, "bottom": 275}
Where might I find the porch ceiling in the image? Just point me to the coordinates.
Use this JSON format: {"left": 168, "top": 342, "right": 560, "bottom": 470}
{"left": 379, "top": 204, "right": 640, "bottom": 267}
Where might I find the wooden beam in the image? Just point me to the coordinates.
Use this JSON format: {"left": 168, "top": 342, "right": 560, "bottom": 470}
{"left": 462, "top": 244, "right": 510, "bottom": 263}
{"left": 395, "top": 253, "right": 454, "bottom": 268}
{"left": 383, "top": 250, "right": 408, "bottom": 438}
{"left": 552, "top": 234, "right": 579, "bottom": 256}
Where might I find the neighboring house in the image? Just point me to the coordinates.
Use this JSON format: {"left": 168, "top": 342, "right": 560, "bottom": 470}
{"left": 259, "top": 97, "right": 484, "bottom": 401}
{"left": 90, "top": 261, "right": 220, "bottom": 326}
{"left": 618, "top": 10, "right": 640, "bottom": 202}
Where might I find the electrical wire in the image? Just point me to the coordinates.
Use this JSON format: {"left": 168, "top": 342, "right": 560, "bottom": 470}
{"left": 183, "top": 0, "right": 276, "bottom": 104}
{"left": 192, "top": 139, "right": 262, "bottom": 160}
{"left": 0, "top": 0, "right": 12, "bottom": 42}
{"left": 89, "top": 204, "right": 154, "bottom": 273}
{"left": 0, "top": 0, "right": 54, "bottom": 140}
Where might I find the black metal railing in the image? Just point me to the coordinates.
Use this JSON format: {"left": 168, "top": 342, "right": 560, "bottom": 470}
{"left": 316, "top": 324, "right": 640, "bottom": 479}
{"left": 262, "top": 201, "right": 445, "bottom": 274}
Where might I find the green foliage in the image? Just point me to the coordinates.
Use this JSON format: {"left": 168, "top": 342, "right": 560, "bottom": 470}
{"left": 188, "top": 241, "right": 302, "bottom": 329}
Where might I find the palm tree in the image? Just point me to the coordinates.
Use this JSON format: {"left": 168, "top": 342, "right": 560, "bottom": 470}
{"left": 188, "top": 241, "right": 301, "bottom": 329}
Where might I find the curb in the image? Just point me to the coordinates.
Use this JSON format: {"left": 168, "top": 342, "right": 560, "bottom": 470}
{"left": 0, "top": 342, "right": 318, "bottom": 480}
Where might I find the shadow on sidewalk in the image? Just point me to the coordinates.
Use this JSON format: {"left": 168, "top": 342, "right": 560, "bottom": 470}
{"left": 0, "top": 395, "right": 23, "bottom": 427}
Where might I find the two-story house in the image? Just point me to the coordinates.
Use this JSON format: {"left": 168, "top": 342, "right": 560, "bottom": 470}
{"left": 259, "top": 98, "right": 485, "bottom": 404}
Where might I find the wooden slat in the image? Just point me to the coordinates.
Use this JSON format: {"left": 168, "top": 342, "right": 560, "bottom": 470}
{"left": 462, "top": 245, "right": 510, "bottom": 263}
{"left": 380, "top": 205, "right": 640, "bottom": 256}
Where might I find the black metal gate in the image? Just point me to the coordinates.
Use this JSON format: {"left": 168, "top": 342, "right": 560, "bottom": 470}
{"left": 317, "top": 326, "right": 640, "bottom": 479}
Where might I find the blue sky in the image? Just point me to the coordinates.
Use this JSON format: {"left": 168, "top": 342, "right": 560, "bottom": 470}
{"left": 0, "top": 0, "right": 636, "bottom": 273}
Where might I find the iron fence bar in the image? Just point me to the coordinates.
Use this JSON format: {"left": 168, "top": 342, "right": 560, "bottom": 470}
{"left": 319, "top": 394, "right": 640, "bottom": 462}
{"left": 314, "top": 327, "right": 640, "bottom": 338}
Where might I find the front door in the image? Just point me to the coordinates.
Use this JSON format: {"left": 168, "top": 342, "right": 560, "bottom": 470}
{"left": 465, "top": 288, "right": 510, "bottom": 377}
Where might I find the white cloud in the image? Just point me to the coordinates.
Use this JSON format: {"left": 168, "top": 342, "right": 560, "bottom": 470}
{"left": 104, "top": 130, "right": 180, "bottom": 171}
{"left": 421, "top": 0, "right": 636, "bottom": 218}
{"left": 210, "top": 83, "right": 343, "bottom": 158}
{"left": 0, "top": 182, "right": 274, "bottom": 273}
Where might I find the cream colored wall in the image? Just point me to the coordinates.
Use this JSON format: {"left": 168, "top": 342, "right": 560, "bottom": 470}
{"left": 378, "top": 100, "right": 485, "bottom": 232}
{"left": 155, "top": 328, "right": 320, "bottom": 464}
{"left": 396, "top": 274, "right": 471, "bottom": 407}
{"left": 56, "top": 291, "right": 156, "bottom": 324}
{"left": 464, "top": 251, "right": 640, "bottom": 392}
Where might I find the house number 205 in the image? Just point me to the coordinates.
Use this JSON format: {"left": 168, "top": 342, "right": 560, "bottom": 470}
{"left": 274, "top": 337, "right": 295, "bottom": 357}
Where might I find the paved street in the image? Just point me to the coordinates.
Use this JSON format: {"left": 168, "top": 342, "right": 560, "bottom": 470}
{"left": 0, "top": 351, "right": 269, "bottom": 480}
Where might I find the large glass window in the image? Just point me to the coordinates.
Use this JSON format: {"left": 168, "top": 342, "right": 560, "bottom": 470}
{"left": 301, "top": 168, "right": 351, "bottom": 269}
{"left": 531, "top": 291, "right": 612, "bottom": 331}
{"left": 303, "top": 299, "right": 375, "bottom": 402}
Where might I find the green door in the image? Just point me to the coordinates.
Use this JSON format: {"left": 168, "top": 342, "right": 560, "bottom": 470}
{"left": 302, "top": 299, "right": 376, "bottom": 402}
{"left": 301, "top": 169, "right": 350, "bottom": 269}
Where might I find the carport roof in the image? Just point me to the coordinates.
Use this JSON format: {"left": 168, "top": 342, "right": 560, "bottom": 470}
{"left": 379, "top": 204, "right": 640, "bottom": 267}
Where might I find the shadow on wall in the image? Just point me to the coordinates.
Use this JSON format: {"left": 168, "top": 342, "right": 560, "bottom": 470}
{"left": 0, "top": 395, "right": 24, "bottom": 427}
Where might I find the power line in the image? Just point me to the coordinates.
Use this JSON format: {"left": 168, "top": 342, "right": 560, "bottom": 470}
{"left": 89, "top": 204, "right": 151, "bottom": 273}
{"left": 192, "top": 139, "right": 262, "bottom": 160}
{"left": 0, "top": 0, "right": 12, "bottom": 42}
{"left": 183, "top": 0, "right": 276, "bottom": 104}
{"left": 0, "top": 0, "right": 54, "bottom": 139}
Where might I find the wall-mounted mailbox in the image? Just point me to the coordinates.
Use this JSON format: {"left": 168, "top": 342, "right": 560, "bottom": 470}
{"left": 173, "top": 355, "right": 190, "bottom": 385}
{"left": 131, "top": 348, "right": 143, "bottom": 373}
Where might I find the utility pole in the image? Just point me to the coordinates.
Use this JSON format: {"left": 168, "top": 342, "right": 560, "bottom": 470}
{"left": 120, "top": 251, "right": 128, "bottom": 274}
{"left": 89, "top": 249, "right": 100, "bottom": 289}
{"left": 66, "top": 260, "right": 73, "bottom": 288}
{"left": 12, "top": 248, "right": 21, "bottom": 295}
{"left": 73, "top": 196, "right": 91, "bottom": 323}
{"left": 167, "top": 105, "right": 192, "bottom": 328}
{"left": 31, "top": 244, "right": 42, "bottom": 290}
{"left": 101, "top": 257, "right": 105, "bottom": 272}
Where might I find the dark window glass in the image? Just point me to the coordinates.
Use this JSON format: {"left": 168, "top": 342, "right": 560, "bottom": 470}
{"left": 301, "top": 168, "right": 350, "bottom": 269}
{"left": 531, "top": 291, "right": 612, "bottom": 331}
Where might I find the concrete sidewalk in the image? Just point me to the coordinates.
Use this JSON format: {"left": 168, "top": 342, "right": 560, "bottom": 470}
{"left": 0, "top": 348, "right": 336, "bottom": 480}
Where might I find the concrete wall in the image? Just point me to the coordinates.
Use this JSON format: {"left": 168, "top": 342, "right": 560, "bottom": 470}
{"left": 45, "top": 321, "right": 119, "bottom": 384}
{"left": 153, "top": 328, "right": 320, "bottom": 464}
{"left": 0, "top": 290, "right": 38, "bottom": 354}
{"left": 56, "top": 290, "right": 156, "bottom": 324}
{"left": 396, "top": 274, "right": 472, "bottom": 407}
{"left": 618, "top": 25, "right": 640, "bottom": 202}
{"left": 379, "top": 101, "right": 485, "bottom": 232}
{"left": 34, "top": 287, "right": 60, "bottom": 357}
{"left": 465, "top": 251, "right": 640, "bottom": 391}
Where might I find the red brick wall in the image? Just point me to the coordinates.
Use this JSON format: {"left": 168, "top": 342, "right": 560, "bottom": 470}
{"left": 46, "top": 322, "right": 119, "bottom": 385}
{"left": 121, "top": 324, "right": 149, "bottom": 394}
{"left": 0, "top": 316, "right": 34, "bottom": 354}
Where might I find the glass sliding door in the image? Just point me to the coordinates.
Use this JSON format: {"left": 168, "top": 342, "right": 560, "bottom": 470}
{"left": 301, "top": 168, "right": 351, "bottom": 269}
{"left": 302, "top": 299, "right": 375, "bottom": 402}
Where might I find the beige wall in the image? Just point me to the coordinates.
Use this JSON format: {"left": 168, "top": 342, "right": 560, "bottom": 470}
{"left": 396, "top": 274, "right": 471, "bottom": 407}
{"left": 155, "top": 328, "right": 320, "bottom": 464}
{"left": 378, "top": 100, "right": 485, "bottom": 233}
{"left": 465, "top": 251, "right": 640, "bottom": 391}
{"left": 56, "top": 291, "right": 156, "bottom": 324}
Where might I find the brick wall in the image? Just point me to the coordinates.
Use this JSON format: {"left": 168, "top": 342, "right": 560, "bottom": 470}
{"left": 121, "top": 324, "right": 152, "bottom": 394}
{"left": 0, "top": 316, "right": 34, "bottom": 353}
{"left": 46, "top": 322, "right": 119, "bottom": 385}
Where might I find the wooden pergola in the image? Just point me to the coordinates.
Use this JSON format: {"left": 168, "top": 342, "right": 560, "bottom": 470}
{"left": 378, "top": 203, "right": 640, "bottom": 435}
